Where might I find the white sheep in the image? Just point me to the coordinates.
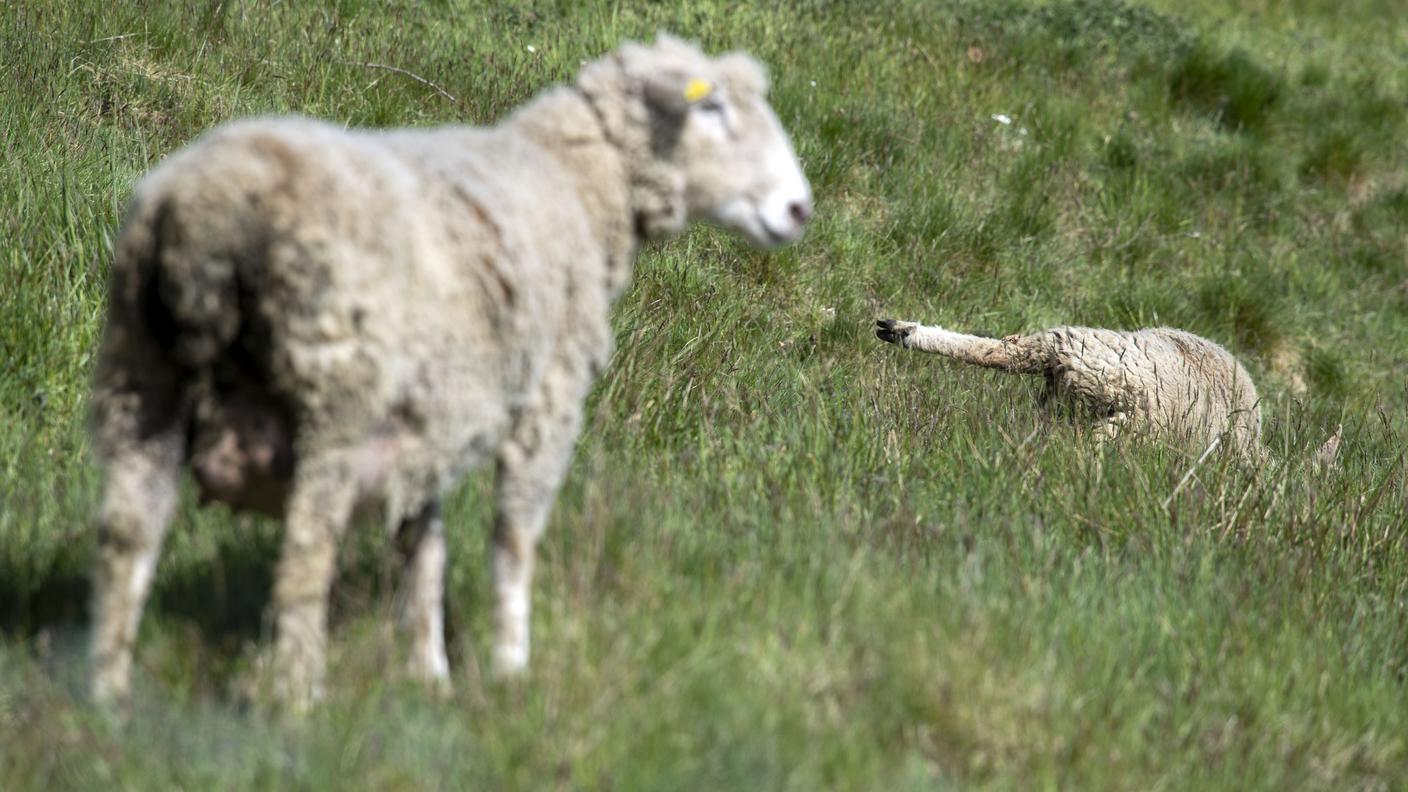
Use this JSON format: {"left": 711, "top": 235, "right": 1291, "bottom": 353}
{"left": 874, "top": 319, "right": 1264, "bottom": 458}
{"left": 89, "top": 34, "right": 812, "bottom": 709}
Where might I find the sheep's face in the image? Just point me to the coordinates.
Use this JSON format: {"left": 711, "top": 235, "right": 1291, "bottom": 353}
{"left": 618, "top": 37, "right": 812, "bottom": 248}
{"left": 668, "top": 61, "right": 811, "bottom": 248}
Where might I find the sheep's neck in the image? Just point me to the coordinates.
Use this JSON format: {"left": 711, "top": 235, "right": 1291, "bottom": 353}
{"left": 509, "top": 88, "right": 638, "bottom": 299}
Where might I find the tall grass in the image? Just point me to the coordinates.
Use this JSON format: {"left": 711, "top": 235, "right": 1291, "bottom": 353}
{"left": 2, "top": 0, "right": 1405, "bottom": 788}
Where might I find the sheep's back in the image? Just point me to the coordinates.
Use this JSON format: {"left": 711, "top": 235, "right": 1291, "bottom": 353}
{"left": 1042, "top": 326, "right": 1262, "bottom": 452}
{"left": 1131, "top": 328, "right": 1262, "bottom": 450}
{"left": 128, "top": 116, "right": 605, "bottom": 470}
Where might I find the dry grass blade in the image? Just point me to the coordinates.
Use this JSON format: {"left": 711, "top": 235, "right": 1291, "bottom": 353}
{"left": 348, "top": 61, "right": 460, "bottom": 106}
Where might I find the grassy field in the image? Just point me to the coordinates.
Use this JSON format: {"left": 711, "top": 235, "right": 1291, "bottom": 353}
{"left": 2, "top": 0, "right": 1407, "bottom": 788}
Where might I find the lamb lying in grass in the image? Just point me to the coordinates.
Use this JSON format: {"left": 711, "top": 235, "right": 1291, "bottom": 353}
{"left": 875, "top": 319, "right": 1264, "bottom": 459}
{"left": 89, "top": 34, "right": 812, "bottom": 710}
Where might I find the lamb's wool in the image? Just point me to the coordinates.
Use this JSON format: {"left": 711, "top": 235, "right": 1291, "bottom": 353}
{"left": 89, "top": 34, "right": 811, "bottom": 710}
{"left": 876, "top": 320, "right": 1263, "bottom": 458}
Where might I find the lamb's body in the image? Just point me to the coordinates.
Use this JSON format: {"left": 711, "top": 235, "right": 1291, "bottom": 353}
{"left": 875, "top": 320, "right": 1263, "bottom": 457}
{"left": 90, "top": 36, "right": 811, "bottom": 708}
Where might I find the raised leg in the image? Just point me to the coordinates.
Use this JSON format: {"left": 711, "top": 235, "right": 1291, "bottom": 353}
{"left": 395, "top": 500, "right": 450, "bottom": 689}
{"left": 875, "top": 319, "right": 1049, "bottom": 373}
{"left": 492, "top": 368, "right": 590, "bottom": 676}
{"left": 269, "top": 456, "right": 358, "bottom": 711}
{"left": 90, "top": 435, "right": 184, "bottom": 707}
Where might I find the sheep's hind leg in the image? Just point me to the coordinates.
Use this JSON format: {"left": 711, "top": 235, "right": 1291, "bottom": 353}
{"left": 876, "top": 320, "right": 1041, "bottom": 372}
{"left": 269, "top": 455, "right": 358, "bottom": 712}
{"left": 90, "top": 433, "right": 184, "bottom": 708}
{"left": 1092, "top": 411, "right": 1130, "bottom": 446}
{"left": 395, "top": 500, "right": 450, "bottom": 691}
{"left": 491, "top": 367, "right": 590, "bottom": 676}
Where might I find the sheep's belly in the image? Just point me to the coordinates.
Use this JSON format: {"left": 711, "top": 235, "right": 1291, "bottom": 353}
{"left": 360, "top": 423, "right": 502, "bottom": 517}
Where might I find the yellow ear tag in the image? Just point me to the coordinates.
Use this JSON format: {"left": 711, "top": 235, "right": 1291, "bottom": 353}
{"left": 683, "top": 78, "right": 713, "bottom": 103}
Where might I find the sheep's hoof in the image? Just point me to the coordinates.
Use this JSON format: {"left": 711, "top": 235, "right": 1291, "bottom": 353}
{"left": 875, "top": 319, "right": 915, "bottom": 348}
{"left": 407, "top": 652, "right": 453, "bottom": 696}
{"left": 492, "top": 643, "right": 530, "bottom": 679}
{"left": 90, "top": 675, "right": 134, "bottom": 722}
{"left": 233, "top": 649, "right": 322, "bottom": 718}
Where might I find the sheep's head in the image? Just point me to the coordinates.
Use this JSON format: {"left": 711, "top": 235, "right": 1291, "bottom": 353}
{"left": 580, "top": 34, "right": 812, "bottom": 248}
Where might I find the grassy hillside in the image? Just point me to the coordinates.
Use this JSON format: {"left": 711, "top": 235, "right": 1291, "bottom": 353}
{"left": 2, "top": 0, "right": 1406, "bottom": 788}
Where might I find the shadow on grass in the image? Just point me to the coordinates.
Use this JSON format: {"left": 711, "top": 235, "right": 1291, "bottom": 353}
{"left": 0, "top": 517, "right": 280, "bottom": 658}
{"left": 150, "top": 521, "right": 282, "bottom": 652}
{"left": 0, "top": 505, "right": 447, "bottom": 694}
{"left": 0, "top": 552, "right": 91, "bottom": 638}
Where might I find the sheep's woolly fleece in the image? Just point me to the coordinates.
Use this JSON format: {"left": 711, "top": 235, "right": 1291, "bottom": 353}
{"left": 87, "top": 34, "right": 811, "bottom": 709}
{"left": 875, "top": 320, "right": 1264, "bottom": 459}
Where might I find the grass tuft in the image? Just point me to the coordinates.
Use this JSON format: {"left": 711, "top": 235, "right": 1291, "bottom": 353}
{"left": 1169, "top": 43, "right": 1283, "bottom": 133}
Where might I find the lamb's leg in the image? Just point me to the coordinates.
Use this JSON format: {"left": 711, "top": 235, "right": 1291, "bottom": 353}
{"left": 491, "top": 367, "right": 590, "bottom": 676}
{"left": 90, "top": 435, "right": 184, "bottom": 707}
{"left": 269, "top": 456, "right": 357, "bottom": 711}
{"left": 395, "top": 499, "right": 450, "bottom": 690}
{"left": 875, "top": 319, "right": 1048, "bottom": 373}
{"left": 1037, "top": 369, "right": 1059, "bottom": 422}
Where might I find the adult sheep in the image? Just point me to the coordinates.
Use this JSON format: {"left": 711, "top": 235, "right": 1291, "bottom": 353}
{"left": 90, "top": 34, "right": 812, "bottom": 709}
{"left": 874, "top": 320, "right": 1264, "bottom": 459}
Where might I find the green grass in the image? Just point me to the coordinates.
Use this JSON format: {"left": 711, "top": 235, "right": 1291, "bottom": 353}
{"left": 3, "top": 0, "right": 1407, "bottom": 788}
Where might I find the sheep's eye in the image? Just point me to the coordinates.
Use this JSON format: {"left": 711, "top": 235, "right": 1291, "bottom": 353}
{"left": 698, "top": 97, "right": 725, "bottom": 114}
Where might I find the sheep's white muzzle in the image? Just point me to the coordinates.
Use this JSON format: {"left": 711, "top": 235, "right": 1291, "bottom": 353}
{"left": 757, "top": 179, "right": 813, "bottom": 247}
{"left": 715, "top": 158, "right": 812, "bottom": 249}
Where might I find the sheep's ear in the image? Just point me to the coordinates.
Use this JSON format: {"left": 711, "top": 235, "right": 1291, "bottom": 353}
{"left": 643, "top": 70, "right": 715, "bottom": 119}
{"left": 717, "top": 53, "right": 768, "bottom": 96}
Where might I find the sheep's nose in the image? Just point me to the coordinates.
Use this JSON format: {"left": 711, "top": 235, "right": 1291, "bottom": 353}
{"left": 789, "top": 200, "right": 812, "bottom": 226}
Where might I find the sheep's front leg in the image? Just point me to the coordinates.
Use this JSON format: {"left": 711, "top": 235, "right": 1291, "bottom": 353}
{"left": 270, "top": 457, "right": 357, "bottom": 711}
{"left": 396, "top": 500, "right": 450, "bottom": 690}
{"left": 90, "top": 435, "right": 184, "bottom": 707}
{"left": 492, "top": 367, "right": 590, "bottom": 676}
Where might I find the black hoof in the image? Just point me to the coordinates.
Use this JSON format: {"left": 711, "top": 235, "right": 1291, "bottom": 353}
{"left": 875, "top": 319, "right": 906, "bottom": 345}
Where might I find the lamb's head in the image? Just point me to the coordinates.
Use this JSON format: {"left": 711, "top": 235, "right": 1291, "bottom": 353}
{"left": 579, "top": 34, "right": 812, "bottom": 248}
